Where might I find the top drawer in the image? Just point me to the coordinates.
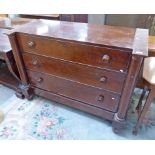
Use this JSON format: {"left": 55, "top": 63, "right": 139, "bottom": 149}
{"left": 17, "top": 34, "right": 131, "bottom": 73}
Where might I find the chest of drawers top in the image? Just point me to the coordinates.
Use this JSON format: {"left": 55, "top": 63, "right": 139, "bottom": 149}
{"left": 7, "top": 19, "right": 147, "bottom": 52}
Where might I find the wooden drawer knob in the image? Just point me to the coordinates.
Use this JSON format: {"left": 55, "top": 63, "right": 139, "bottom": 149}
{"left": 102, "top": 54, "right": 110, "bottom": 63}
{"left": 32, "top": 59, "right": 38, "bottom": 66}
{"left": 97, "top": 95, "right": 104, "bottom": 102}
{"left": 28, "top": 41, "right": 35, "bottom": 48}
{"left": 36, "top": 77, "right": 43, "bottom": 83}
{"left": 100, "top": 76, "right": 107, "bottom": 83}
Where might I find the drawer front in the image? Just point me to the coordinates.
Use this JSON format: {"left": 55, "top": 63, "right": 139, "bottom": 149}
{"left": 27, "top": 70, "right": 120, "bottom": 112}
{"left": 23, "top": 52, "right": 126, "bottom": 93}
{"left": 18, "top": 34, "right": 131, "bottom": 72}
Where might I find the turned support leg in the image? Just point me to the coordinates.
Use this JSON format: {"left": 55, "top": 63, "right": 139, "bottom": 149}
{"left": 112, "top": 55, "right": 144, "bottom": 133}
{"left": 133, "top": 89, "right": 154, "bottom": 135}
{"left": 15, "top": 86, "right": 25, "bottom": 99}
{"left": 136, "top": 86, "right": 148, "bottom": 116}
{"left": 112, "top": 113, "right": 126, "bottom": 133}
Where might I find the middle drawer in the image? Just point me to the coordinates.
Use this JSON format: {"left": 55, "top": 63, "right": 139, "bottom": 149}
{"left": 22, "top": 52, "right": 126, "bottom": 93}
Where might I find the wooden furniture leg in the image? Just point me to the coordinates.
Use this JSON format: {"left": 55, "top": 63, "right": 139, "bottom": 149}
{"left": 112, "top": 55, "right": 144, "bottom": 133}
{"left": 133, "top": 88, "right": 155, "bottom": 135}
{"left": 136, "top": 86, "right": 148, "bottom": 116}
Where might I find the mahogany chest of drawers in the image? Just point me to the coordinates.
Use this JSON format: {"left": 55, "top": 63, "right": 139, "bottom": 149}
{"left": 7, "top": 20, "right": 148, "bottom": 132}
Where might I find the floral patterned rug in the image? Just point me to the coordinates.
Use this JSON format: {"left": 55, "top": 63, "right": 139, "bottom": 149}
{"left": 0, "top": 84, "right": 155, "bottom": 140}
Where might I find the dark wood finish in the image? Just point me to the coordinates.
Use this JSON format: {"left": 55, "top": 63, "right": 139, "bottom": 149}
{"left": 8, "top": 34, "right": 33, "bottom": 99}
{"left": 27, "top": 69, "right": 120, "bottom": 112}
{"left": 0, "top": 19, "right": 34, "bottom": 98}
{"left": 23, "top": 52, "right": 126, "bottom": 93}
{"left": 60, "top": 14, "right": 88, "bottom": 23}
{"left": 112, "top": 29, "right": 148, "bottom": 132}
{"left": 17, "top": 33, "right": 131, "bottom": 73}
{"left": 112, "top": 55, "right": 144, "bottom": 133}
{"left": 19, "top": 14, "right": 88, "bottom": 23}
{"left": 136, "top": 85, "right": 148, "bottom": 116}
{"left": 19, "top": 14, "right": 60, "bottom": 20}
{"left": 7, "top": 20, "right": 148, "bottom": 133}
{"left": 8, "top": 34, "right": 29, "bottom": 84}
{"left": 7, "top": 20, "right": 136, "bottom": 49}
{"left": 34, "top": 87, "right": 114, "bottom": 120}
{"left": 116, "top": 44, "right": 146, "bottom": 132}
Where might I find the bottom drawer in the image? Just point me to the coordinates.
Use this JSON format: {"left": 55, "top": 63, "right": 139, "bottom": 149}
{"left": 27, "top": 70, "right": 120, "bottom": 112}
{"left": 33, "top": 87, "right": 115, "bottom": 121}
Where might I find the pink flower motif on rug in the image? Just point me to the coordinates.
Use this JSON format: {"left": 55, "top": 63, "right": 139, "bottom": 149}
{"left": 0, "top": 124, "right": 18, "bottom": 139}
{"left": 26, "top": 103, "right": 71, "bottom": 140}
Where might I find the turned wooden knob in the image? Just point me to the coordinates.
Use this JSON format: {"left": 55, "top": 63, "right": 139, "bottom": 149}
{"left": 32, "top": 59, "right": 38, "bottom": 66}
{"left": 102, "top": 54, "right": 110, "bottom": 63}
{"left": 100, "top": 76, "right": 107, "bottom": 83}
{"left": 28, "top": 41, "right": 35, "bottom": 48}
{"left": 36, "top": 77, "right": 43, "bottom": 83}
{"left": 97, "top": 95, "right": 104, "bottom": 102}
